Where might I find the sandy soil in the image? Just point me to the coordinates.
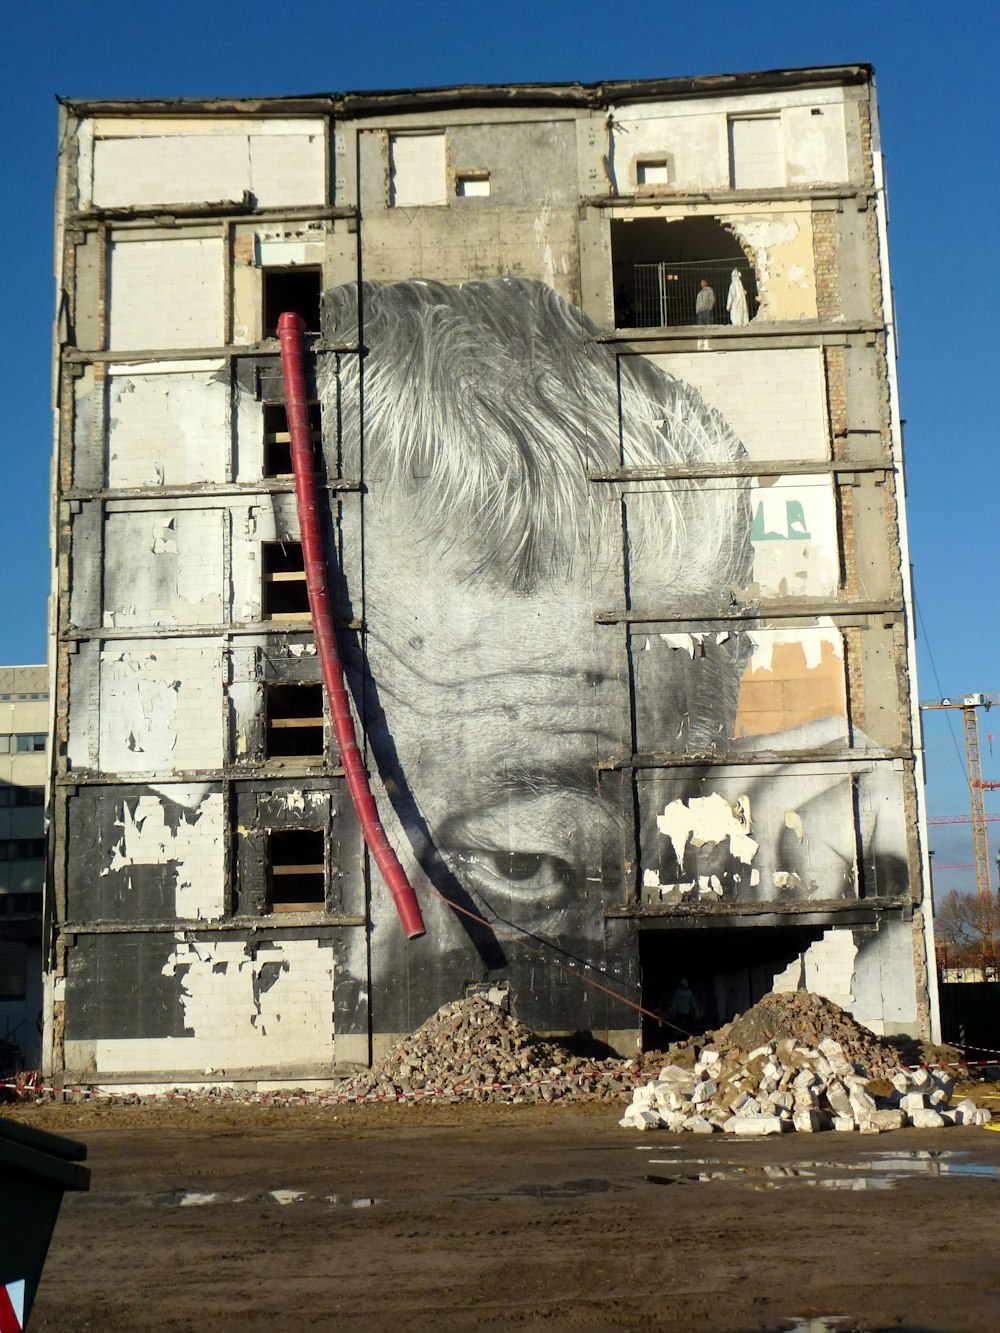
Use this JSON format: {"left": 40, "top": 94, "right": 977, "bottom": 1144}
{"left": 5, "top": 1094, "right": 1000, "bottom": 1333}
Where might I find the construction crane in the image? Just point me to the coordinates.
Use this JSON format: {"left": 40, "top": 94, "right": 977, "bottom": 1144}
{"left": 921, "top": 692, "right": 1000, "bottom": 976}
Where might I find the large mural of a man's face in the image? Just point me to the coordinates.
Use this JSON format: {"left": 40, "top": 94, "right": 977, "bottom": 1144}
{"left": 319, "top": 278, "right": 904, "bottom": 1035}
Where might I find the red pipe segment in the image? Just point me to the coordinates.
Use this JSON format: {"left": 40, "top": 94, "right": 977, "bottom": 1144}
{"left": 277, "top": 311, "right": 426, "bottom": 940}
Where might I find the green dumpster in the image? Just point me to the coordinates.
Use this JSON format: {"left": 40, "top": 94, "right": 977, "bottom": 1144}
{"left": 0, "top": 1118, "right": 90, "bottom": 1330}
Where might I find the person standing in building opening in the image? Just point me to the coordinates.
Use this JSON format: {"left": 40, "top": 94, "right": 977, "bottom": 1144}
{"left": 669, "top": 978, "right": 703, "bottom": 1033}
{"left": 695, "top": 277, "right": 715, "bottom": 325}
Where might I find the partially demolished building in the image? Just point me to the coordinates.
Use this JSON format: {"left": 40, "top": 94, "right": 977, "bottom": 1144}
{"left": 46, "top": 64, "right": 936, "bottom": 1085}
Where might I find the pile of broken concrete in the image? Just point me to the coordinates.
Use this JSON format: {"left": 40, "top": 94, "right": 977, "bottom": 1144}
{"left": 622, "top": 993, "right": 991, "bottom": 1134}
{"left": 336, "top": 992, "right": 636, "bottom": 1104}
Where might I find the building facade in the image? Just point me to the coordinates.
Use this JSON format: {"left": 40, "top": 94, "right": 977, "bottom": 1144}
{"left": 47, "top": 65, "right": 936, "bottom": 1086}
{"left": 1, "top": 666, "right": 48, "bottom": 1072}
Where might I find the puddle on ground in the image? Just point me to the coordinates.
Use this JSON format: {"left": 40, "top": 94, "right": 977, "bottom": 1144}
{"left": 638, "top": 1149, "right": 999, "bottom": 1190}
{"left": 510, "top": 1177, "right": 628, "bottom": 1199}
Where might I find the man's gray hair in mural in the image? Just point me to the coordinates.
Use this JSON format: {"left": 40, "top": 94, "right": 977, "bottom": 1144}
{"left": 321, "top": 277, "right": 752, "bottom": 600}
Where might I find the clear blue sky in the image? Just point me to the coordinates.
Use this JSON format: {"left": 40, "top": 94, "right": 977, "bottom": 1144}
{"left": 2, "top": 0, "right": 997, "bottom": 893}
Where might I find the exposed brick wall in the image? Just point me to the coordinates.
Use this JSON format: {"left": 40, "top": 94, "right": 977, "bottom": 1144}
{"left": 812, "top": 210, "right": 841, "bottom": 321}
{"left": 824, "top": 347, "right": 848, "bottom": 456}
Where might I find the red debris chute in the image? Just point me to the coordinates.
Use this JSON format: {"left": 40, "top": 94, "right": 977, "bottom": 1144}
{"left": 277, "top": 311, "right": 426, "bottom": 940}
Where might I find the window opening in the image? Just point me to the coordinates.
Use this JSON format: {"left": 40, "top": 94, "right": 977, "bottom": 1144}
{"left": 265, "top": 683, "right": 325, "bottom": 758}
{"left": 262, "top": 401, "right": 322, "bottom": 478}
{"left": 456, "top": 172, "right": 491, "bottom": 198}
{"left": 611, "top": 217, "right": 757, "bottom": 329}
{"left": 636, "top": 159, "right": 669, "bottom": 186}
{"left": 13, "top": 787, "right": 44, "bottom": 808}
{"left": 266, "top": 827, "right": 325, "bottom": 912}
{"left": 262, "top": 542, "right": 311, "bottom": 621}
{"left": 15, "top": 734, "right": 46, "bottom": 754}
{"left": 262, "top": 267, "right": 322, "bottom": 338}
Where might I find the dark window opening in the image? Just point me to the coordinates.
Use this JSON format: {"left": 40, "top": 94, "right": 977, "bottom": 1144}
{"left": 267, "top": 827, "right": 325, "bottom": 912}
{"left": 0, "top": 894, "right": 43, "bottom": 916}
{"left": 0, "top": 840, "right": 46, "bottom": 862}
{"left": 262, "top": 401, "right": 322, "bottom": 478}
{"left": 15, "top": 734, "right": 46, "bottom": 754}
{"left": 262, "top": 542, "right": 310, "bottom": 621}
{"left": 266, "top": 683, "right": 325, "bottom": 758}
{"left": 612, "top": 217, "right": 758, "bottom": 329}
{"left": 263, "top": 267, "right": 322, "bottom": 338}
{"left": 13, "top": 787, "right": 44, "bottom": 808}
{"left": 638, "top": 924, "right": 827, "bottom": 1051}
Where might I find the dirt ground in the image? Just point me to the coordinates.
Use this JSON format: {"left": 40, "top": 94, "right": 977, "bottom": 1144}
{"left": 4, "top": 1089, "right": 1000, "bottom": 1333}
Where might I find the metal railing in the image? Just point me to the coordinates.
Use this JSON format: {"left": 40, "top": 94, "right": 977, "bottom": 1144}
{"left": 619, "top": 257, "right": 757, "bottom": 329}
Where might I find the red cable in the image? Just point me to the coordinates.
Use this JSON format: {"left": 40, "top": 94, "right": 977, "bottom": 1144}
{"left": 278, "top": 312, "right": 425, "bottom": 940}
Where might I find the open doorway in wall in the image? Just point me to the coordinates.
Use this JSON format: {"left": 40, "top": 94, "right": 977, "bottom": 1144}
{"left": 611, "top": 217, "right": 758, "bottom": 328}
{"left": 262, "top": 267, "right": 322, "bottom": 337}
{"left": 638, "top": 924, "right": 828, "bottom": 1050}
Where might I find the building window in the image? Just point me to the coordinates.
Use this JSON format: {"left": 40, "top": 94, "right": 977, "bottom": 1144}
{"left": 456, "top": 172, "right": 491, "bottom": 198}
{"left": 729, "top": 115, "right": 785, "bottom": 189}
{"left": 266, "top": 828, "right": 325, "bottom": 912}
{"left": 0, "top": 942, "right": 27, "bottom": 1000}
{"left": 265, "top": 683, "right": 325, "bottom": 758}
{"left": 15, "top": 734, "right": 46, "bottom": 754}
{"left": 262, "top": 542, "right": 311, "bottom": 621}
{"left": 262, "top": 401, "right": 322, "bottom": 478}
{"left": 13, "top": 787, "right": 45, "bottom": 808}
{"left": 611, "top": 216, "right": 758, "bottom": 328}
{"left": 636, "top": 159, "right": 670, "bottom": 187}
{"left": 389, "top": 133, "right": 448, "bottom": 207}
{"left": 262, "top": 267, "right": 322, "bottom": 338}
{"left": 0, "top": 840, "right": 46, "bottom": 861}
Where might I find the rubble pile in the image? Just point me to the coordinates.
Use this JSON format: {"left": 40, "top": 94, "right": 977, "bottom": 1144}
{"left": 622, "top": 993, "right": 991, "bottom": 1134}
{"left": 337, "top": 993, "right": 636, "bottom": 1104}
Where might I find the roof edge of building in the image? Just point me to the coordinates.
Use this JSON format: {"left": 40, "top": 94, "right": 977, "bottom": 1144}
{"left": 57, "top": 63, "right": 873, "bottom": 118}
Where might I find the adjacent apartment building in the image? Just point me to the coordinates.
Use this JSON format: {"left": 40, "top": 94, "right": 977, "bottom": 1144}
{"left": 46, "top": 64, "right": 936, "bottom": 1086}
{"left": 1, "top": 666, "right": 48, "bottom": 1072}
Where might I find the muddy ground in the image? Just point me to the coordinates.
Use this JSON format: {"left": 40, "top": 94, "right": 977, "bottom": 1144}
{"left": 5, "top": 1090, "right": 1000, "bottom": 1333}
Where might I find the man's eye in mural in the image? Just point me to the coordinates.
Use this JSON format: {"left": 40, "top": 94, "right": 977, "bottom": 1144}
{"left": 449, "top": 847, "right": 576, "bottom": 904}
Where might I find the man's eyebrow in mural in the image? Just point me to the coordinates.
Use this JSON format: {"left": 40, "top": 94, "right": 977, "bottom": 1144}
{"left": 318, "top": 276, "right": 757, "bottom": 996}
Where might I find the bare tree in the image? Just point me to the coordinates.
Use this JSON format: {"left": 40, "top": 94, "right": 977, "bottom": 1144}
{"left": 934, "top": 889, "right": 982, "bottom": 953}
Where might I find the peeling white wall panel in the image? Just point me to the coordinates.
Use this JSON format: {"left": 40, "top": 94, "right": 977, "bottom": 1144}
{"left": 109, "top": 238, "right": 224, "bottom": 350}
{"left": 748, "top": 480, "right": 840, "bottom": 597}
{"left": 106, "top": 368, "right": 229, "bottom": 487}
{"left": 99, "top": 786, "right": 225, "bottom": 920}
{"left": 103, "top": 507, "right": 224, "bottom": 628}
{"left": 72, "top": 939, "right": 334, "bottom": 1073}
{"left": 98, "top": 642, "right": 225, "bottom": 773}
